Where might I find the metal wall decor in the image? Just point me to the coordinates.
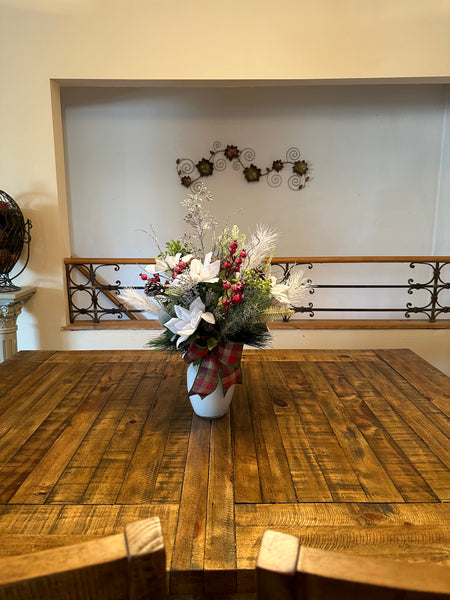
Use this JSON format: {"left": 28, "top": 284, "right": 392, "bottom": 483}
{"left": 0, "top": 190, "right": 32, "bottom": 291}
{"left": 176, "top": 142, "right": 310, "bottom": 191}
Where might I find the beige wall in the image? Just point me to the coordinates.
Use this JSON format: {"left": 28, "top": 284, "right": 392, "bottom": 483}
{"left": 0, "top": 0, "right": 449, "bottom": 371}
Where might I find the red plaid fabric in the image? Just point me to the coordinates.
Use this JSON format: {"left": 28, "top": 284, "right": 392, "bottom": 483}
{"left": 184, "top": 340, "right": 243, "bottom": 399}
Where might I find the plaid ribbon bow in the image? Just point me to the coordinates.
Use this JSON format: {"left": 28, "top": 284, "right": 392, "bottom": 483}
{"left": 184, "top": 340, "right": 243, "bottom": 399}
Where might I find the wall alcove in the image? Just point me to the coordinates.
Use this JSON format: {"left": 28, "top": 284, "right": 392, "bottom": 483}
{"left": 58, "top": 81, "right": 450, "bottom": 260}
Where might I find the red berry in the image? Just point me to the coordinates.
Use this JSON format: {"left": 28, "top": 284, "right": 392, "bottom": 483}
{"left": 140, "top": 273, "right": 148, "bottom": 280}
{"left": 233, "top": 266, "right": 240, "bottom": 272}
{"left": 230, "top": 240, "right": 238, "bottom": 250}
{"left": 224, "top": 261, "right": 232, "bottom": 269}
{"left": 223, "top": 280, "right": 231, "bottom": 290}
{"left": 222, "top": 298, "right": 230, "bottom": 307}
{"left": 178, "top": 261, "right": 186, "bottom": 269}
{"left": 235, "top": 257, "right": 242, "bottom": 266}
{"left": 232, "top": 294, "right": 243, "bottom": 304}
{"left": 240, "top": 250, "right": 247, "bottom": 258}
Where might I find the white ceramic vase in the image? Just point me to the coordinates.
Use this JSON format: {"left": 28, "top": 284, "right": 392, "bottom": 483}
{"left": 186, "top": 362, "right": 234, "bottom": 418}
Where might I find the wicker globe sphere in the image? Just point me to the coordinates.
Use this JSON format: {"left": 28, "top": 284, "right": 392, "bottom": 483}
{"left": 0, "top": 190, "right": 26, "bottom": 277}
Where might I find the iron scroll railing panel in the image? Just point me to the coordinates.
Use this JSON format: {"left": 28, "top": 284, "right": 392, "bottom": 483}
{"left": 64, "top": 257, "right": 450, "bottom": 324}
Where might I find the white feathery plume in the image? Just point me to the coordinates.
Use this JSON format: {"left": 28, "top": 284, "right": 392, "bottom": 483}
{"left": 285, "top": 268, "right": 311, "bottom": 306}
{"left": 245, "top": 224, "right": 279, "bottom": 271}
{"left": 118, "top": 288, "right": 164, "bottom": 318}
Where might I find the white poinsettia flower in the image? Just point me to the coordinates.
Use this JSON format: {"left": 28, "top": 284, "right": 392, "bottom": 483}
{"left": 189, "top": 252, "right": 221, "bottom": 284}
{"left": 269, "top": 276, "right": 291, "bottom": 305}
{"left": 164, "top": 297, "right": 215, "bottom": 347}
{"left": 270, "top": 270, "right": 310, "bottom": 307}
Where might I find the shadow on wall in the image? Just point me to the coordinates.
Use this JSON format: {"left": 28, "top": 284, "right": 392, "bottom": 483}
{"left": 12, "top": 189, "right": 69, "bottom": 350}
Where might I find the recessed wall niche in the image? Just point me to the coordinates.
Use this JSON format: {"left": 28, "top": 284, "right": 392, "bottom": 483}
{"left": 60, "top": 84, "right": 449, "bottom": 259}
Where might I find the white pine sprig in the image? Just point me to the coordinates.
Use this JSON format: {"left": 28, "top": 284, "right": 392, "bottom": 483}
{"left": 258, "top": 305, "right": 294, "bottom": 322}
{"left": 180, "top": 183, "right": 218, "bottom": 258}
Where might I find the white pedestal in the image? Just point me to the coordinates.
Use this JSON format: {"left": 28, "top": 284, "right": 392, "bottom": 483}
{"left": 0, "top": 286, "right": 36, "bottom": 362}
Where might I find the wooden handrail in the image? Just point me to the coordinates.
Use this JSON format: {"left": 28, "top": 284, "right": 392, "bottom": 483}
{"left": 65, "top": 258, "right": 157, "bottom": 265}
{"left": 65, "top": 256, "right": 450, "bottom": 264}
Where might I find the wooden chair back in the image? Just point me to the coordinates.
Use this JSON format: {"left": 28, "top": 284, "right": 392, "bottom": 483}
{"left": 256, "top": 530, "right": 450, "bottom": 600}
{"left": 0, "top": 516, "right": 166, "bottom": 600}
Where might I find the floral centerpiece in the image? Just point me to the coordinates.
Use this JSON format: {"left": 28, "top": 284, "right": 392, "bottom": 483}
{"left": 120, "top": 184, "right": 309, "bottom": 416}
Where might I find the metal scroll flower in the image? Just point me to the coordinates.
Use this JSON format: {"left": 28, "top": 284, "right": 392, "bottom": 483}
{"left": 176, "top": 142, "right": 310, "bottom": 192}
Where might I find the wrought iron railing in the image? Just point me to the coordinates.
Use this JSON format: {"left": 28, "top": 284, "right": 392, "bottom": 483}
{"left": 64, "top": 256, "right": 450, "bottom": 325}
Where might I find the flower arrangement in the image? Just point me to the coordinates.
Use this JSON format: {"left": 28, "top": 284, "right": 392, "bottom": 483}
{"left": 119, "top": 184, "right": 310, "bottom": 399}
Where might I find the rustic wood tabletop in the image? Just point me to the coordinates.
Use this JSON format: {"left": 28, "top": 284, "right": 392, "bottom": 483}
{"left": 0, "top": 348, "right": 448, "bottom": 598}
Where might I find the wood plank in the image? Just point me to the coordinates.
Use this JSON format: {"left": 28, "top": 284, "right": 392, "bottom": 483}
{"left": 71, "top": 362, "right": 154, "bottom": 504}
{"left": 0, "top": 505, "right": 63, "bottom": 535}
{"left": 270, "top": 319, "right": 450, "bottom": 329}
{"left": 368, "top": 358, "right": 450, "bottom": 435}
{"left": 0, "top": 352, "right": 55, "bottom": 397}
{"left": 64, "top": 318, "right": 450, "bottom": 330}
{"left": 205, "top": 412, "right": 236, "bottom": 594}
{"left": 376, "top": 348, "right": 450, "bottom": 414}
{"left": 8, "top": 363, "right": 130, "bottom": 504}
{"left": 42, "top": 350, "right": 159, "bottom": 363}
{"left": 356, "top": 360, "right": 450, "bottom": 467}
{"left": 1, "top": 350, "right": 55, "bottom": 365}
{"left": 65, "top": 256, "right": 450, "bottom": 265}
{"left": 81, "top": 458, "right": 130, "bottom": 505}
{"left": 68, "top": 361, "right": 153, "bottom": 470}
{"left": 245, "top": 361, "right": 297, "bottom": 503}
{"left": 0, "top": 363, "right": 91, "bottom": 466}
{"left": 0, "top": 361, "right": 65, "bottom": 418}
{"left": 0, "top": 363, "right": 109, "bottom": 503}
{"left": 235, "top": 503, "right": 450, "bottom": 572}
{"left": 243, "top": 349, "right": 340, "bottom": 362}
{"left": 66, "top": 416, "right": 124, "bottom": 470}
{"left": 321, "top": 361, "right": 439, "bottom": 502}
{"left": 65, "top": 257, "right": 157, "bottom": 265}
{"left": 280, "top": 362, "right": 367, "bottom": 502}
{"left": 62, "top": 321, "right": 161, "bottom": 331}
{"left": 0, "top": 504, "right": 179, "bottom": 572}
{"left": 271, "top": 256, "right": 450, "bottom": 263}
{"left": 231, "top": 383, "right": 262, "bottom": 504}
{"left": 0, "top": 534, "right": 106, "bottom": 557}
{"left": 344, "top": 361, "right": 450, "bottom": 501}
{"left": 45, "top": 467, "right": 96, "bottom": 505}
{"left": 307, "top": 361, "right": 404, "bottom": 502}
{"left": 152, "top": 383, "right": 192, "bottom": 504}
{"left": 116, "top": 358, "right": 184, "bottom": 504}
{"left": 262, "top": 361, "right": 333, "bottom": 502}
{"left": 0, "top": 532, "right": 131, "bottom": 600}
{"left": 242, "top": 349, "right": 379, "bottom": 362}
{"left": 171, "top": 415, "right": 211, "bottom": 595}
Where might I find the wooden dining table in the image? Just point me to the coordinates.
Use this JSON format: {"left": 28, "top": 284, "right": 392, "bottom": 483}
{"left": 0, "top": 348, "right": 449, "bottom": 598}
